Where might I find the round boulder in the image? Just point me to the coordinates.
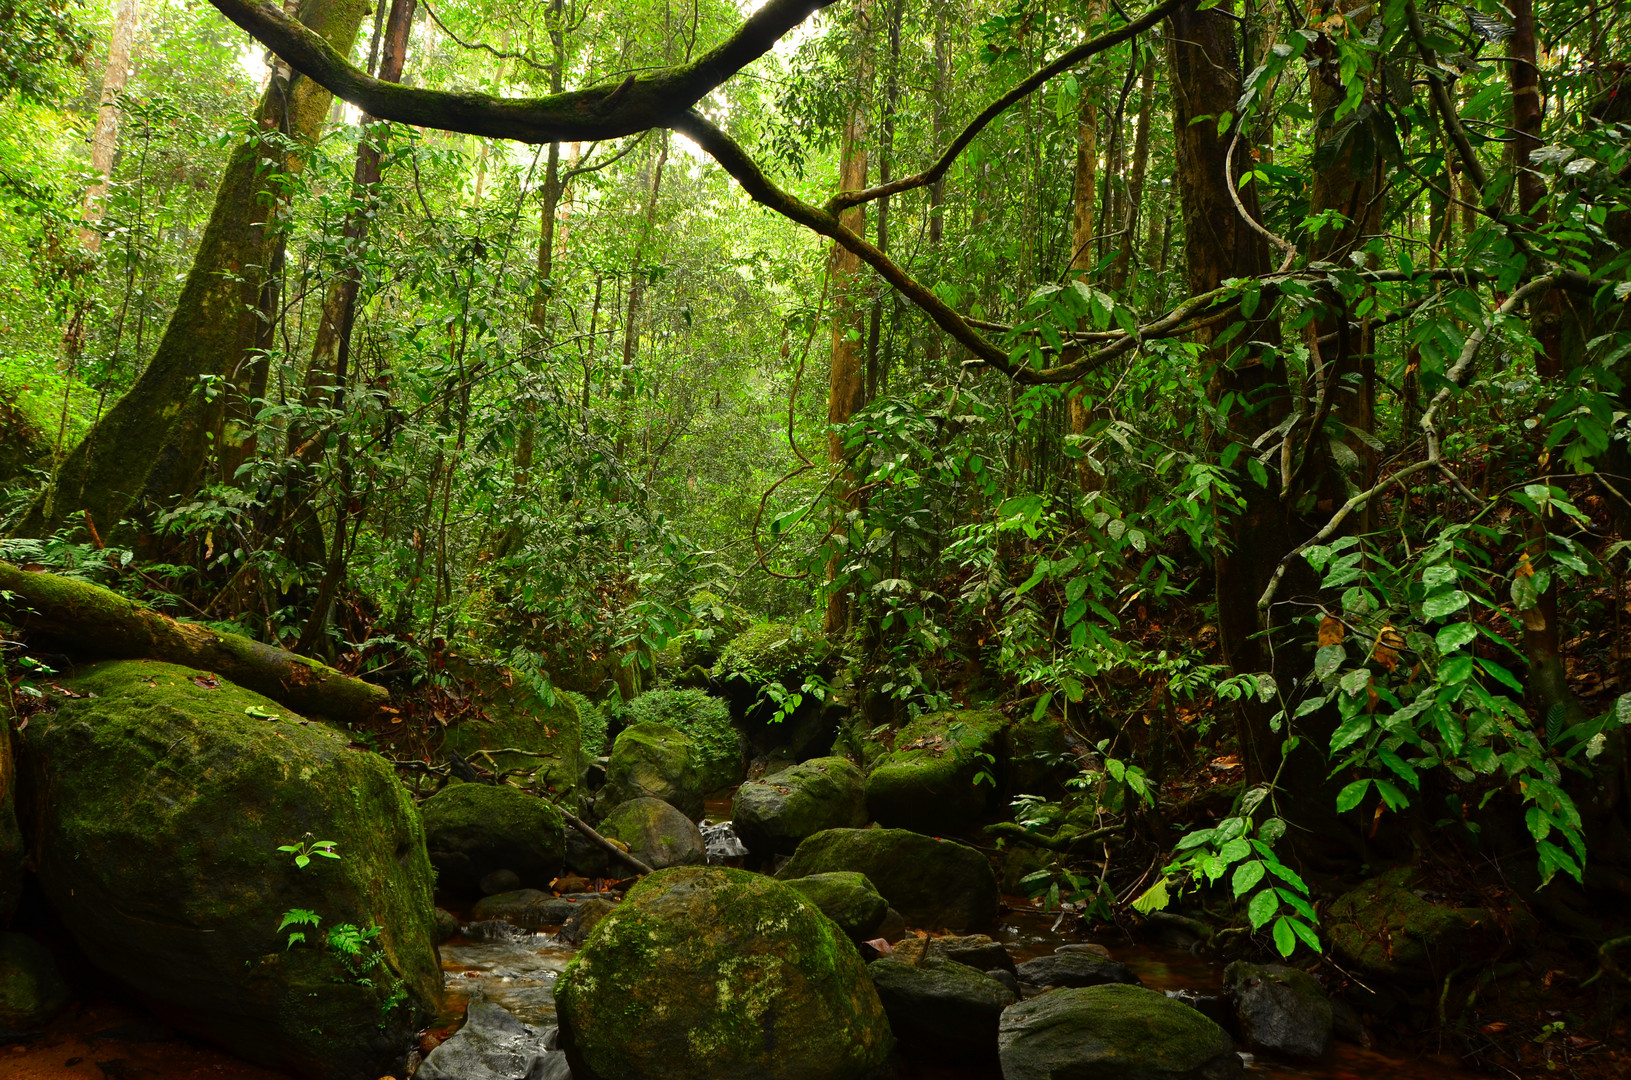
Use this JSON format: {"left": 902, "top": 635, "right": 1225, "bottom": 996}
{"left": 0, "top": 933, "right": 70, "bottom": 1029}
{"left": 1015, "top": 952, "right": 1141, "bottom": 989}
{"left": 783, "top": 871, "right": 889, "bottom": 941}
{"left": 602, "top": 723, "right": 704, "bottom": 819}
{"left": 555, "top": 866, "right": 893, "bottom": 1080}
{"left": 420, "top": 782, "right": 566, "bottom": 896}
{"left": 865, "top": 710, "right": 1004, "bottom": 835}
{"left": 869, "top": 957, "right": 1014, "bottom": 1061}
{"left": 1222, "top": 961, "right": 1333, "bottom": 1060}
{"left": 621, "top": 689, "right": 743, "bottom": 794}
{"left": 998, "top": 984, "right": 1242, "bottom": 1080}
{"left": 599, "top": 797, "right": 705, "bottom": 869}
{"left": 776, "top": 828, "right": 999, "bottom": 932}
{"left": 732, "top": 757, "right": 867, "bottom": 858}
{"left": 18, "top": 660, "right": 441, "bottom": 1080}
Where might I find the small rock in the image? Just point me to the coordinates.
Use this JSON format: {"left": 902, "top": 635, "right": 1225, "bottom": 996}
{"left": 421, "top": 783, "right": 566, "bottom": 896}
{"left": 1166, "top": 989, "right": 1233, "bottom": 1030}
{"left": 553, "top": 873, "right": 594, "bottom": 894}
{"left": 998, "top": 984, "right": 1242, "bottom": 1080}
{"left": 559, "top": 897, "right": 617, "bottom": 945}
{"left": 472, "top": 889, "right": 598, "bottom": 929}
{"left": 927, "top": 934, "right": 1014, "bottom": 974}
{"left": 480, "top": 869, "right": 523, "bottom": 896}
{"left": 1055, "top": 942, "right": 1112, "bottom": 959}
{"left": 433, "top": 908, "right": 461, "bottom": 944}
{"left": 869, "top": 957, "right": 1015, "bottom": 1060}
{"left": 602, "top": 723, "right": 705, "bottom": 819}
{"left": 1222, "top": 961, "right": 1333, "bottom": 1060}
{"left": 986, "top": 968, "right": 1021, "bottom": 998}
{"left": 416, "top": 996, "right": 570, "bottom": 1080}
{"left": 700, "top": 820, "right": 748, "bottom": 864}
{"left": 731, "top": 758, "right": 867, "bottom": 858}
{"left": 0, "top": 933, "right": 70, "bottom": 1030}
{"left": 598, "top": 798, "right": 705, "bottom": 870}
{"left": 1015, "top": 952, "right": 1140, "bottom": 989}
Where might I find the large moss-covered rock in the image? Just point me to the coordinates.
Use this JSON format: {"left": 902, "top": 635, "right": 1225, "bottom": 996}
{"left": 442, "top": 667, "right": 586, "bottom": 808}
{"left": 732, "top": 757, "right": 867, "bottom": 858}
{"left": 602, "top": 722, "right": 704, "bottom": 819}
{"left": 715, "top": 623, "right": 839, "bottom": 761}
{"left": 18, "top": 660, "right": 440, "bottom": 1080}
{"left": 0, "top": 933, "right": 70, "bottom": 1029}
{"left": 1002, "top": 712, "right": 1075, "bottom": 796}
{"left": 420, "top": 783, "right": 566, "bottom": 895}
{"left": 0, "top": 721, "right": 21, "bottom": 921}
{"left": 777, "top": 828, "right": 999, "bottom": 932}
{"left": 621, "top": 689, "right": 742, "bottom": 793}
{"left": 869, "top": 957, "right": 1014, "bottom": 1060}
{"left": 555, "top": 866, "right": 892, "bottom": 1080}
{"left": 783, "top": 872, "right": 888, "bottom": 941}
{"left": 865, "top": 710, "right": 1004, "bottom": 835}
{"left": 1325, "top": 867, "right": 1506, "bottom": 983}
{"left": 599, "top": 797, "right": 705, "bottom": 869}
{"left": 998, "top": 984, "right": 1242, "bottom": 1080}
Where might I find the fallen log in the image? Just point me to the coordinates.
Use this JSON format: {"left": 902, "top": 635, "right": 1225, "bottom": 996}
{"left": 560, "top": 807, "right": 655, "bottom": 877}
{"left": 0, "top": 562, "right": 389, "bottom": 727}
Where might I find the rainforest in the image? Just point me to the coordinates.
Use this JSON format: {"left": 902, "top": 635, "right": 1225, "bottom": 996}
{"left": 1, "top": 0, "right": 1629, "bottom": 1077}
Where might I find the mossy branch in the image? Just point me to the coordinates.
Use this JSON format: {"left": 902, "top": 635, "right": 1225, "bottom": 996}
{"left": 0, "top": 562, "right": 389, "bottom": 726}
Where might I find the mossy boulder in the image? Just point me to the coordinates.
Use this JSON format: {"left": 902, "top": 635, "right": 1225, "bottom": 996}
{"left": 555, "top": 866, "right": 893, "bottom": 1080}
{"left": 1002, "top": 712, "right": 1075, "bottom": 796}
{"left": 0, "top": 933, "right": 70, "bottom": 1029}
{"left": 777, "top": 828, "right": 1000, "bottom": 932}
{"left": 783, "top": 872, "right": 889, "bottom": 941}
{"left": 715, "top": 621, "right": 832, "bottom": 685}
{"left": 869, "top": 956, "right": 1015, "bottom": 1060}
{"left": 621, "top": 689, "right": 743, "bottom": 793}
{"left": 1, "top": 722, "right": 21, "bottom": 921}
{"left": 18, "top": 660, "right": 440, "bottom": 1080}
{"left": 998, "top": 984, "right": 1243, "bottom": 1080}
{"left": 602, "top": 722, "right": 704, "bottom": 819}
{"left": 599, "top": 797, "right": 705, "bottom": 869}
{"left": 1325, "top": 866, "right": 1507, "bottom": 983}
{"left": 865, "top": 710, "right": 1005, "bottom": 835}
{"left": 715, "top": 623, "right": 839, "bottom": 761}
{"left": 442, "top": 668, "right": 586, "bottom": 809}
{"left": 732, "top": 757, "right": 867, "bottom": 858}
{"left": 419, "top": 782, "right": 566, "bottom": 896}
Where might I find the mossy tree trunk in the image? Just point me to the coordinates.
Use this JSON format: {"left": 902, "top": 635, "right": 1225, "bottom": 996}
{"left": 16, "top": 0, "right": 371, "bottom": 543}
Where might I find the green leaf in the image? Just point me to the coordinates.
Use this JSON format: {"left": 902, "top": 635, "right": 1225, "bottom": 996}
{"left": 1314, "top": 644, "right": 1345, "bottom": 680}
{"left": 1218, "top": 838, "right": 1252, "bottom": 864}
{"left": 1267, "top": 861, "right": 1309, "bottom": 894}
{"left": 1248, "top": 888, "right": 1279, "bottom": 930}
{"left": 1288, "top": 916, "right": 1322, "bottom": 952}
{"left": 1435, "top": 622, "right": 1477, "bottom": 653}
{"left": 1232, "top": 860, "right": 1266, "bottom": 897}
{"left": 1272, "top": 916, "right": 1296, "bottom": 957}
{"left": 1339, "top": 668, "right": 1371, "bottom": 697}
{"left": 1478, "top": 658, "right": 1525, "bottom": 695}
{"left": 1422, "top": 590, "right": 1470, "bottom": 619}
{"left": 1335, "top": 779, "right": 1372, "bottom": 812}
{"left": 1132, "top": 877, "right": 1171, "bottom": 915}
{"left": 1330, "top": 714, "right": 1372, "bottom": 753}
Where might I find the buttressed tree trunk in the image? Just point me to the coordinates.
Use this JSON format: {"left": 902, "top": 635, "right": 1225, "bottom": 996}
{"left": 17, "top": 0, "right": 370, "bottom": 542}
{"left": 824, "top": 4, "right": 872, "bottom": 636}
{"left": 79, "top": 0, "right": 141, "bottom": 253}
{"left": 1166, "top": 0, "right": 1291, "bottom": 785}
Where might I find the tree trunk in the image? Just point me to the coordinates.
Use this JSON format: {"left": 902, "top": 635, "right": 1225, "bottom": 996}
{"left": 1166, "top": 0, "right": 1290, "bottom": 786}
{"left": 823, "top": 4, "right": 872, "bottom": 636}
{"left": 79, "top": 0, "right": 141, "bottom": 253}
{"left": 1066, "top": 5, "right": 1104, "bottom": 492}
{"left": 924, "top": 7, "right": 950, "bottom": 370}
{"left": 17, "top": 0, "right": 370, "bottom": 542}
{"left": 1108, "top": 53, "right": 1154, "bottom": 292}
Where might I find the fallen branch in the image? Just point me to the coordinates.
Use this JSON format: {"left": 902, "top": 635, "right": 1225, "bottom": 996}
{"left": 984, "top": 820, "right": 1120, "bottom": 852}
{"left": 0, "top": 562, "right": 390, "bottom": 727}
{"left": 560, "top": 806, "right": 655, "bottom": 876}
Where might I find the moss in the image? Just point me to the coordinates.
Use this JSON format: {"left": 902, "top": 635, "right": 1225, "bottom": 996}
{"left": 419, "top": 782, "right": 565, "bottom": 894}
{"left": 0, "top": 933, "right": 70, "bottom": 1029}
{"left": 555, "top": 866, "right": 892, "bottom": 1080}
{"left": 998, "top": 983, "right": 1239, "bottom": 1080}
{"left": 777, "top": 828, "right": 999, "bottom": 933}
{"left": 598, "top": 796, "right": 704, "bottom": 869}
{"left": 1325, "top": 866, "right": 1511, "bottom": 982}
{"left": 865, "top": 709, "right": 1004, "bottom": 835}
{"left": 783, "top": 872, "right": 888, "bottom": 940}
{"left": 603, "top": 722, "right": 704, "bottom": 819}
{"left": 21, "top": 660, "right": 439, "bottom": 1079}
{"left": 566, "top": 691, "right": 609, "bottom": 758}
{"left": 731, "top": 757, "right": 867, "bottom": 857}
{"left": 715, "top": 621, "right": 832, "bottom": 684}
{"left": 622, "top": 689, "right": 741, "bottom": 793}
{"left": 442, "top": 670, "right": 585, "bottom": 808}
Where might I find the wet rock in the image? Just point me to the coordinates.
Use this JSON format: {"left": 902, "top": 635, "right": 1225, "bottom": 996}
{"left": 783, "top": 871, "right": 889, "bottom": 941}
{"left": 602, "top": 723, "right": 704, "bottom": 819}
{"left": 564, "top": 824, "right": 612, "bottom": 878}
{"left": 417, "top": 996, "right": 570, "bottom": 1080}
{"left": 731, "top": 757, "right": 867, "bottom": 858}
{"left": 480, "top": 869, "right": 522, "bottom": 896}
{"left": 621, "top": 689, "right": 743, "bottom": 794}
{"left": 998, "top": 984, "right": 1242, "bottom": 1080}
{"left": 700, "top": 819, "right": 748, "bottom": 863}
{"left": 462, "top": 920, "right": 543, "bottom": 944}
{"left": 988, "top": 968, "right": 1021, "bottom": 998}
{"left": 1055, "top": 942, "right": 1113, "bottom": 959}
{"left": 1325, "top": 867, "right": 1508, "bottom": 982}
{"left": 599, "top": 797, "right": 705, "bottom": 869}
{"left": 0, "top": 933, "right": 70, "bottom": 1029}
{"left": 555, "top": 866, "right": 892, "bottom": 1080}
{"left": 421, "top": 783, "right": 566, "bottom": 897}
{"left": 1166, "top": 989, "right": 1232, "bottom": 1030}
{"left": 18, "top": 660, "right": 440, "bottom": 1080}
{"left": 865, "top": 710, "right": 1005, "bottom": 835}
{"left": 715, "top": 623, "right": 838, "bottom": 762}
{"left": 433, "top": 908, "right": 461, "bottom": 944}
{"left": 1015, "top": 953, "right": 1141, "bottom": 989}
{"left": 776, "top": 828, "right": 1000, "bottom": 932}
{"left": 471, "top": 890, "right": 606, "bottom": 929}
{"left": 927, "top": 934, "right": 1015, "bottom": 974}
{"left": 1141, "top": 911, "right": 1215, "bottom": 951}
{"left": 1222, "top": 962, "right": 1332, "bottom": 1060}
{"left": 868, "top": 957, "right": 1015, "bottom": 1061}
{"left": 559, "top": 897, "right": 617, "bottom": 946}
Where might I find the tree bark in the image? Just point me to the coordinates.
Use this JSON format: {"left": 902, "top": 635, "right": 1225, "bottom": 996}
{"left": 1066, "top": 6, "right": 1104, "bottom": 492}
{"left": 1108, "top": 53, "right": 1154, "bottom": 292}
{"left": 0, "top": 563, "right": 390, "bottom": 726}
{"left": 824, "top": 4, "right": 872, "bottom": 637}
{"left": 79, "top": 0, "right": 141, "bottom": 253}
{"left": 17, "top": 0, "right": 371, "bottom": 542}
